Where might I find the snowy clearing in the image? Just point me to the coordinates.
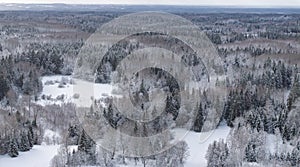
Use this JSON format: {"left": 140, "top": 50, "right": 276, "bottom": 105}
{"left": 1, "top": 124, "right": 293, "bottom": 167}
{"left": 37, "top": 75, "right": 116, "bottom": 107}
{"left": 0, "top": 127, "right": 230, "bottom": 167}
{"left": 0, "top": 145, "right": 60, "bottom": 167}
{"left": 173, "top": 126, "right": 231, "bottom": 167}
{"left": 4, "top": 75, "right": 290, "bottom": 167}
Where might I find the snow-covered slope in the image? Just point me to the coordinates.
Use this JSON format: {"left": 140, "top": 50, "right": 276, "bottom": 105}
{"left": 0, "top": 127, "right": 230, "bottom": 167}
{"left": 0, "top": 145, "right": 60, "bottom": 167}
{"left": 4, "top": 75, "right": 278, "bottom": 167}
{"left": 173, "top": 126, "right": 231, "bottom": 167}
{"left": 13, "top": 75, "right": 231, "bottom": 167}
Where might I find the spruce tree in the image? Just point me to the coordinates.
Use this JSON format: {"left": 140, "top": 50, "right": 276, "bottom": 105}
{"left": 78, "top": 130, "right": 96, "bottom": 165}
{"left": 287, "top": 74, "right": 300, "bottom": 111}
{"left": 206, "top": 140, "right": 229, "bottom": 167}
{"left": 0, "top": 74, "right": 9, "bottom": 100}
{"left": 19, "top": 131, "right": 30, "bottom": 152}
{"left": 165, "top": 95, "right": 179, "bottom": 120}
{"left": 290, "top": 148, "right": 299, "bottom": 166}
{"left": 192, "top": 103, "right": 204, "bottom": 132}
{"left": 244, "top": 143, "right": 257, "bottom": 162}
{"left": 27, "top": 129, "right": 34, "bottom": 148}
{"left": 8, "top": 138, "right": 19, "bottom": 158}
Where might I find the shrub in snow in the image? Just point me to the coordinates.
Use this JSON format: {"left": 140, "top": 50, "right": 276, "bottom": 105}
{"left": 58, "top": 77, "right": 69, "bottom": 88}
{"left": 73, "top": 93, "right": 80, "bottom": 99}
{"left": 56, "top": 94, "right": 65, "bottom": 101}
{"left": 69, "top": 79, "right": 75, "bottom": 85}
{"left": 46, "top": 95, "right": 52, "bottom": 100}
{"left": 61, "top": 65, "right": 73, "bottom": 75}
{"left": 41, "top": 94, "right": 46, "bottom": 100}
{"left": 58, "top": 83, "right": 65, "bottom": 88}
{"left": 44, "top": 80, "right": 55, "bottom": 85}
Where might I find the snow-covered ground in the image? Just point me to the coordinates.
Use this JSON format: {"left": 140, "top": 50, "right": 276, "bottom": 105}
{"left": 4, "top": 75, "right": 284, "bottom": 167}
{"left": 0, "top": 126, "right": 230, "bottom": 167}
{"left": 265, "top": 132, "right": 294, "bottom": 154}
{"left": 37, "top": 75, "right": 116, "bottom": 107}
{"left": 0, "top": 75, "right": 232, "bottom": 167}
{"left": 43, "top": 129, "right": 62, "bottom": 145}
{"left": 173, "top": 126, "right": 231, "bottom": 167}
{"left": 1, "top": 125, "right": 293, "bottom": 167}
{"left": 0, "top": 145, "right": 60, "bottom": 167}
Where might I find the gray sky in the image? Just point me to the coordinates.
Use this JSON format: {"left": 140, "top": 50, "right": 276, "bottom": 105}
{"left": 0, "top": 0, "right": 300, "bottom": 7}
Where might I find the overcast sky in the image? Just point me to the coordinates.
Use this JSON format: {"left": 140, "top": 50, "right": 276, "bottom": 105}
{"left": 0, "top": 0, "right": 300, "bottom": 7}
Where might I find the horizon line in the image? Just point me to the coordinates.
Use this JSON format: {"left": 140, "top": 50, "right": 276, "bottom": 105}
{"left": 1, "top": 3, "right": 300, "bottom": 8}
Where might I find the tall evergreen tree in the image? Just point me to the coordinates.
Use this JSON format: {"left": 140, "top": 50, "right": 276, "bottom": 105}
{"left": 192, "top": 103, "right": 204, "bottom": 132}
{"left": 0, "top": 74, "right": 9, "bottom": 100}
{"left": 206, "top": 140, "right": 229, "bottom": 167}
{"left": 19, "top": 131, "right": 30, "bottom": 152}
{"left": 8, "top": 138, "right": 19, "bottom": 158}
{"left": 78, "top": 130, "right": 96, "bottom": 165}
{"left": 244, "top": 142, "right": 257, "bottom": 162}
{"left": 287, "top": 74, "right": 300, "bottom": 111}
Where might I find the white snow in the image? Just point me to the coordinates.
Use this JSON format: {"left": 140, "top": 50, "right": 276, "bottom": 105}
{"left": 0, "top": 145, "right": 60, "bottom": 167}
{"left": 37, "top": 75, "right": 116, "bottom": 107}
{"left": 43, "top": 129, "right": 61, "bottom": 145}
{"left": 67, "top": 145, "right": 78, "bottom": 154}
{"left": 173, "top": 126, "right": 231, "bottom": 167}
{"left": 4, "top": 75, "right": 287, "bottom": 167}
{"left": 44, "top": 129, "right": 61, "bottom": 140}
{"left": 265, "top": 133, "right": 294, "bottom": 154}
{"left": 0, "top": 127, "right": 230, "bottom": 167}
{"left": 34, "top": 76, "right": 232, "bottom": 166}
{"left": 2, "top": 120, "right": 290, "bottom": 167}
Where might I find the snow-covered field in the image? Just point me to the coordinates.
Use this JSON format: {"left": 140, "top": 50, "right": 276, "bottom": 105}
{"left": 1, "top": 124, "right": 293, "bottom": 167}
{"left": 4, "top": 75, "right": 286, "bottom": 167}
{"left": 37, "top": 75, "right": 115, "bottom": 107}
{"left": 0, "top": 75, "right": 232, "bottom": 167}
{"left": 0, "top": 145, "right": 60, "bottom": 167}
{"left": 173, "top": 126, "right": 231, "bottom": 167}
{"left": 0, "top": 126, "right": 231, "bottom": 167}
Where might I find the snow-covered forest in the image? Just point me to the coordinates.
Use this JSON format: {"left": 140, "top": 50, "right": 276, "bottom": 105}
{"left": 1, "top": 4, "right": 300, "bottom": 167}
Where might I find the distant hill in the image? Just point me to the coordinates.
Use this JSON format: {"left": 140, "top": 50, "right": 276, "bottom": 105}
{"left": 0, "top": 3, "right": 300, "bottom": 14}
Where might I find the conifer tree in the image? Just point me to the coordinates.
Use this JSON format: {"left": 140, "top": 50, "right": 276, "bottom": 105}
{"left": 192, "top": 103, "right": 204, "bottom": 132}
{"left": 8, "top": 138, "right": 19, "bottom": 158}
